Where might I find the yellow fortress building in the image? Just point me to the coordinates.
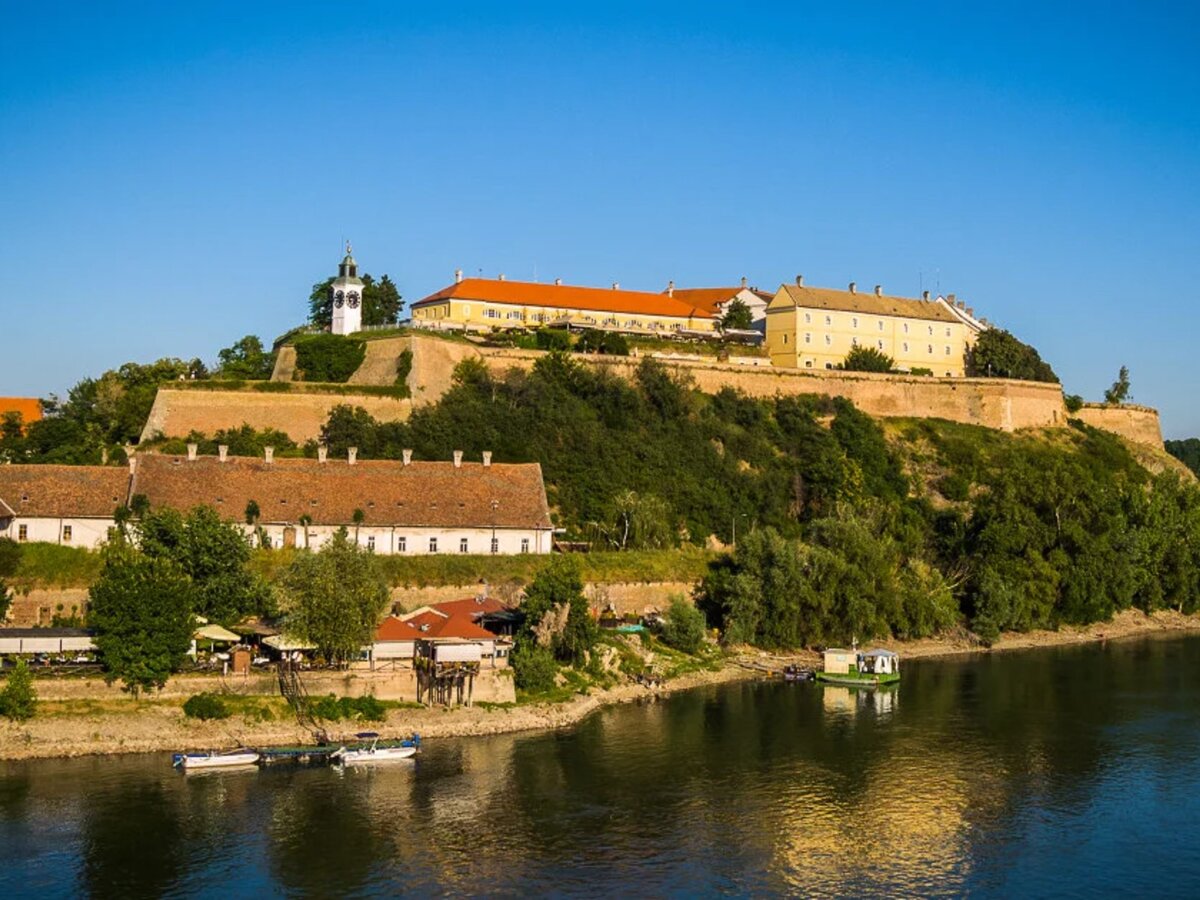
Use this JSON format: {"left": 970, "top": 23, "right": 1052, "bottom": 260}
{"left": 765, "top": 277, "right": 986, "bottom": 376}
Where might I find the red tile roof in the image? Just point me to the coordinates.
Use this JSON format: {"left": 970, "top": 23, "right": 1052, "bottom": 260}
{"left": 129, "top": 455, "right": 552, "bottom": 529}
{"left": 374, "top": 610, "right": 499, "bottom": 642}
{"left": 0, "top": 465, "right": 130, "bottom": 519}
{"left": 665, "top": 288, "right": 744, "bottom": 315}
{"left": 0, "top": 398, "right": 42, "bottom": 428}
{"left": 413, "top": 278, "right": 715, "bottom": 320}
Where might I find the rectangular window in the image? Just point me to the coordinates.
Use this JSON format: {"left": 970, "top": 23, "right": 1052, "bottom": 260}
{"left": 852, "top": 317, "right": 859, "bottom": 328}
{"left": 825, "top": 315, "right": 832, "bottom": 326}
{"left": 492, "top": 537, "right": 500, "bottom": 554}
{"left": 903, "top": 342, "right": 909, "bottom": 352}
{"left": 878, "top": 321, "right": 884, "bottom": 331}
{"left": 18, "top": 524, "right": 28, "bottom": 541}
{"left": 903, "top": 323, "right": 909, "bottom": 334}
{"left": 945, "top": 345, "right": 951, "bottom": 355}
{"left": 62, "top": 525, "right": 72, "bottom": 542}
{"left": 429, "top": 537, "right": 438, "bottom": 553}
{"left": 805, "top": 360, "right": 813, "bottom": 368}
{"left": 463, "top": 305, "right": 470, "bottom": 317}
{"left": 783, "top": 333, "right": 789, "bottom": 345}
{"left": 521, "top": 538, "right": 530, "bottom": 553}
{"left": 804, "top": 333, "right": 811, "bottom": 344}
{"left": 928, "top": 344, "right": 934, "bottom": 353}
{"left": 804, "top": 313, "right": 811, "bottom": 323}
{"left": 946, "top": 327, "right": 951, "bottom": 337}
{"left": 397, "top": 536, "right": 407, "bottom": 553}
{"left": 825, "top": 334, "right": 832, "bottom": 346}
{"left": 367, "top": 536, "right": 375, "bottom": 550}
{"left": 877, "top": 340, "right": 884, "bottom": 350}
{"left": 460, "top": 538, "right": 469, "bottom": 553}
{"left": 928, "top": 326, "right": 934, "bottom": 335}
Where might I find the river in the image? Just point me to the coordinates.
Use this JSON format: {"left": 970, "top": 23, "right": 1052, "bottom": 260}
{"left": 3, "top": 634, "right": 1200, "bottom": 897}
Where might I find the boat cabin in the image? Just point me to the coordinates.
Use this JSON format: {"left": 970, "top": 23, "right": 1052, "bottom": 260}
{"left": 860, "top": 649, "right": 899, "bottom": 676}
{"left": 822, "top": 648, "right": 857, "bottom": 675}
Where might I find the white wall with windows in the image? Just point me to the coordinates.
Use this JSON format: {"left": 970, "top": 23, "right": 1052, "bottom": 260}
{"left": 0, "top": 516, "right": 116, "bottom": 550}
{"left": 248, "top": 523, "right": 551, "bottom": 555}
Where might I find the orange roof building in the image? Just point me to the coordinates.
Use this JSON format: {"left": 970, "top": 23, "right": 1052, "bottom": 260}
{"left": 0, "top": 398, "right": 42, "bottom": 430}
{"left": 411, "top": 273, "right": 723, "bottom": 336}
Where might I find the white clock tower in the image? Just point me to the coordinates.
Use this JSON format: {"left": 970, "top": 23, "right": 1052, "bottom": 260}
{"left": 330, "top": 241, "right": 364, "bottom": 335}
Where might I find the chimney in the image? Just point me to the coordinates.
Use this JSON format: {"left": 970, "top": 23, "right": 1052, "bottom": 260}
{"left": 667, "top": 280, "right": 675, "bottom": 297}
{"left": 874, "top": 284, "right": 883, "bottom": 297}
{"left": 348, "top": 447, "right": 358, "bottom": 465}
{"left": 128, "top": 454, "right": 137, "bottom": 474}
{"left": 186, "top": 443, "right": 198, "bottom": 461}
{"left": 218, "top": 445, "right": 228, "bottom": 463}
{"left": 264, "top": 446, "right": 274, "bottom": 464}
{"left": 947, "top": 293, "right": 956, "bottom": 304}
{"left": 402, "top": 448, "right": 413, "bottom": 466}
{"left": 318, "top": 444, "right": 328, "bottom": 463}
{"left": 498, "top": 273, "right": 506, "bottom": 282}
{"left": 966, "top": 307, "right": 975, "bottom": 318}
{"left": 795, "top": 275, "right": 804, "bottom": 287}
{"left": 453, "top": 450, "right": 463, "bottom": 469}
{"left": 922, "top": 290, "right": 930, "bottom": 301}
{"left": 482, "top": 451, "right": 492, "bottom": 468}
{"left": 848, "top": 282, "right": 857, "bottom": 294}
{"left": 554, "top": 277, "right": 562, "bottom": 286}
{"left": 612, "top": 282, "right": 620, "bottom": 290}
{"left": 958, "top": 300, "right": 966, "bottom": 310}
{"left": 741, "top": 276, "right": 748, "bottom": 288}
{"left": 455, "top": 268, "right": 463, "bottom": 284}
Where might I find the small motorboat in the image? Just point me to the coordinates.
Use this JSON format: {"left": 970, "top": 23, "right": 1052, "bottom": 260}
{"left": 332, "top": 732, "right": 420, "bottom": 765}
{"left": 782, "top": 664, "right": 814, "bottom": 682}
{"left": 173, "top": 748, "right": 260, "bottom": 770}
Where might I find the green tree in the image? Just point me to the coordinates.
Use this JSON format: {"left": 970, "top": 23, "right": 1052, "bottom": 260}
{"left": 293, "top": 334, "right": 366, "bottom": 382}
{"left": 966, "top": 329, "right": 1059, "bottom": 382}
{"left": 521, "top": 555, "right": 596, "bottom": 664}
{"left": 309, "top": 272, "right": 403, "bottom": 328}
{"left": 281, "top": 530, "right": 389, "bottom": 665}
{"left": 659, "top": 595, "right": 707, "bottom": 654}
{"left": 1165, "top": 438, "right": 1200, "bottom": 477}
{"left": 510, "top": 640, "right": 558, "bottom": 693}
{"left": 720, "top": 298, "right": 755, "bottom": 332}
{"left": 0, "top": 537, "right": 19, "bottom": 622}
{"left": 1104, "top": 365, "right": 1131, "bottom": 404}
{"left": 0, "top": 659, "right": 37, "bottom": 721}
{"left": 841, "top": 345, "right": 895, "bottom": 373}
{"left": 88, "top": 545, "right": 195, "bottom": 696}
{"left": 215, "top": 335, "right": 276, "bottom": 380}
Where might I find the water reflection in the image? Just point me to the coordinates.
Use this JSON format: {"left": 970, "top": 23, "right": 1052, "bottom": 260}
{"left": 2, "top": 635, "right": 1200, "bottom": 897}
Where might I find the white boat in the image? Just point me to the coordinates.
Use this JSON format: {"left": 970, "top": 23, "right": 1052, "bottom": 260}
{"left": 174, "top": 748, "right": 260, "bottom": 770}
{"left": 332, "top": 732, "right": 419, "bottom": 765}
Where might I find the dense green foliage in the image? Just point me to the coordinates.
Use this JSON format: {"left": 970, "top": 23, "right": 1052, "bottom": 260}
{"left": 1166, "top": 438, "right": 1200, "bottom": 477}
{"left": 308, "top": 693, "right": 388, "bottom": 722}
{"left": 574, "top": 330, "right": 630, "bottom": 356}
{"left": 0, "top": 659, "right": 37, "bottom": 722}
{"left": 966, "top": 328, "right": 1058, "bottom": 382}
{"left": 281, "top": 531, "right": 389, "bottom": 665}
{"left": 146, "top": 424, "right": 302, "bottom": 459}
{"left": 215, "top": 335, "right": 276, "bottom": 380}
{"left": 182, "top": 692, "right": 231, "bottom": 720}
{"left": 137, "top": 506, "right": 275, "bottom": 624}
{"left": 659, "top": 595, "right": 707, "bottom": 653}
{"left": 1064, "top": 393, "right": 1085, "bottom": 413}
{"left": 0, "top": 357, "right": 206, "bottom": 465}
{"left": 0, "top": 537, "right": 19, "bottom": 621}
{"left": 88, "top": 544, "right": 196, "bottom": 695}
{"left": 520, "top": 556, "right": 597, "bottom": 665}
{"left": 841, "top": 345, "right": 895, "bottom": 372}
{"left": 510, "top": 642, "right": 559, "bottom": 693}
{"left": 308, "top": 273, "right": 404, "bottom": 329}
{"left": 293, "top": 334, "right": 367, "bottom": 383}
{"left": 395, "top": 348, "right": 413, "bottom": 393}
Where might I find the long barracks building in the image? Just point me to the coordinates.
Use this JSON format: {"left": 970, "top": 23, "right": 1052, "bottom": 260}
{"left": 0, "top": 449, "right": 553, "bottom": 555}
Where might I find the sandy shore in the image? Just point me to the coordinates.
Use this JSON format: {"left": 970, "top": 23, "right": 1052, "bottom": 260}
{"left": 3, "top": 608, "right": 1199, "bottom": 762}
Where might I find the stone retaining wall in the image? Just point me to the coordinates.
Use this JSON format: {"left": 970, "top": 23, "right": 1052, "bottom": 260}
{"left": 1074, "top": 404, "right": 1164, "bottom": 447}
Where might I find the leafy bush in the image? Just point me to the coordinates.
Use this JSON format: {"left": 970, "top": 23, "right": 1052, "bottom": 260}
{"left": 575, "top": 330, "right": 630, "bottom": 356}
{"left": 1064, "top": 393, "right": 1085, "bottom": 413}
{"left": 510, "top": 641, "right": 559, "bottom": 693}
{"left": 535, "top": 329, "right": 571, "bottom": 352}
{"left": 308, "top": 693, "right": 388, "bottom": 722}
{"left": 0, "top": 660, "right": 37, "bottom": 721}
{"left": 183, "top": 692, "right": 230, "bottom": 720}
{"left": 293, "top": 334, "right": 367, "bottom": 383}
{"left": 938, "top": 473, "right": 971, "bottom": 502}
{"left": 659, "top": 595, "right": 707, "bottom": 654}
{"left": 841, "top": 345, "right": 895, "bottom": 373}
{"left": 909, "top": 367, "right": 934, "bottom": 376}
{"left": 966, "top": 329, "right": 1058, "bottom": 382}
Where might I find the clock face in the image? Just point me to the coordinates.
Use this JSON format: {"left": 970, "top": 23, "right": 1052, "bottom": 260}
{"left": 334, "top": 290, "right": 345, "bottom": 308}
{"left": 347, "top": 291, "right": 360, "bottom": 309}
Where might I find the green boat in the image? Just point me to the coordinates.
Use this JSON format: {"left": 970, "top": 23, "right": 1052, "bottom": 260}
{"left": 815, "top": 648, "right": 900, "bottom": 687}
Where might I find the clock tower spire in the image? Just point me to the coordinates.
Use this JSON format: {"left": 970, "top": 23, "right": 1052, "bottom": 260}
{"left": 330, "top": 241, "right": 364, "bottom": 335}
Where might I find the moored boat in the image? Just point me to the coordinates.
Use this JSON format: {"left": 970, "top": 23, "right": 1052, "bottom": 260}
{"left": 815, "top": 647, "right": 900, "bottom": 687}
{"left": 174, "top": 748, "right": 261, "bottom": 770}
{"left": 332, "top": 732, "right": 421, "bottom": 765}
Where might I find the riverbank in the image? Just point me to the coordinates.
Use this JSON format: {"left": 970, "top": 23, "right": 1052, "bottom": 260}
{"left": 3, "top": 608, "right": 1199, "bottom": 761}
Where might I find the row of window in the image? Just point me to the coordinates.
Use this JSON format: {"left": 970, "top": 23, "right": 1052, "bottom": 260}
{"left": 801, "top": 312, "right": 953, "bottom": 337}
{"left": 12, "top": 524, "right": 531, "bottom": 555}
{"left": 784, "top": 333, "right": 955, "bottom": 355}
{"left": 462, "top": 303, "right": 695, "bottom": 331}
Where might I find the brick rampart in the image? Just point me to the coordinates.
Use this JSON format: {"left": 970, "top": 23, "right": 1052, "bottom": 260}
{"left": 140, "top": 389, "right": 411, "bottom": 443}
{"left": 1074, "top": 404, "right": 1164, "bottom": 447}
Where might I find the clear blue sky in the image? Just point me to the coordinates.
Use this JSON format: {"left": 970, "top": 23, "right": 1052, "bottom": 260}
{"left": 2, "top": 2, "right": 1198, "bottom": 437}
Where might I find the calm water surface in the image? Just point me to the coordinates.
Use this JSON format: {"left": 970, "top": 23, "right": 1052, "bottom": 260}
{"left": 3, "top": 635, "right": 1200, "bottom": 898}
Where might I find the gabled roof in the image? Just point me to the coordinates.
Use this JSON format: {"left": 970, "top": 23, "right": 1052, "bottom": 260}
{"left": 666, "top": 287, "right": 769, "bottom": 315}
{"left": 413, "top": 278, "right": 715, "bottom": 320}
{"left": 769, "top": 283, "right": 959, "bottom": 324}
{"left": 129, "top": 454, "right": 552, "bottom": 529}
{"left": 0, "top": 465, "right": 130, "bottom": 519}
{"left": 375, "top": 610, "right": 499, "bottom": 642}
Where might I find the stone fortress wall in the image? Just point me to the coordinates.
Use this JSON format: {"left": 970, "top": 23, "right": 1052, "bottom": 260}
{"left": 142, "top": 334, "right": 1165, "bottom": 448}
